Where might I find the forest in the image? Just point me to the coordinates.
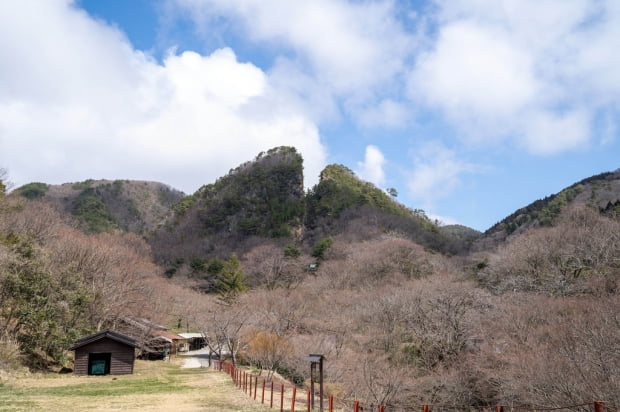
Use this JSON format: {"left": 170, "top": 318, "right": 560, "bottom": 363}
{"left": 0, "top": 159, "right": 618, "bottom": 409}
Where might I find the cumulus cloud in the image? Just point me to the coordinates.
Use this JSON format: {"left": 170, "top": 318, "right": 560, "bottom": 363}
{"left": 356, "top": 145, "right": 386, "bottom": 187}
{"left": 172, "top": 0, "right": 413, "bottom": 125}
{"left": 0, "top": 0, "right": 327, "bottom": 192}
{"left": 409, "top": 21, "right": 538, "bottom": 115}
{"left": 407, "top": 142, "right": 477, "bottom": 207}
{"left": 408, "top": 0, "right": 620, "bottom": 153}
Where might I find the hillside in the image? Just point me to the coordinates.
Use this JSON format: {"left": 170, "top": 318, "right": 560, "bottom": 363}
{"left": 474, "top": 169, "right": 620, "bottom": 249}
{"left": 148, "top": 147, "right": 306, "bottom": 267}
{"left": 1, "top": 158, "right": 618, "bottom": 408}
{"left": 304, "top": 164, "right": 466, "bottom": 254}
{"left": 146, "top": 148, "right": 470, "bottom": 290}
{"left": 13, "top": 179, "right": 183, "bottom": 235}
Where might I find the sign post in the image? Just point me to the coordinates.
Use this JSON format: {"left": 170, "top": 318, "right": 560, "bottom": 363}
{"left": 305, "top": 354, "right": 325, "bottom": 412}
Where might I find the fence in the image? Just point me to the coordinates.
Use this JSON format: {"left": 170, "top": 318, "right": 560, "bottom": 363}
{"left": 212, "top": 360, "right": 616, "bottom": 412}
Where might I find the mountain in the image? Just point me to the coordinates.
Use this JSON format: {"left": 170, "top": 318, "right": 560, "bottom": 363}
{"left": 13, "top": 179, "right": 184, "bottom": 234}
{"left": 303, "top": 164, "right": 465, "bottom": 253}
{"left": 149, "top": 146, "right": 306, "bottom": 266}
{"left": 474, "top": 169, "right": 620, "bottom": 250}
{"left": 3, "top": 154, "right": 619, "bottom": 407}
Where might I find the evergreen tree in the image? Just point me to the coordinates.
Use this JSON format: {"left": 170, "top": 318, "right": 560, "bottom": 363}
{"left": 215, "top": 254, "right": 248, "bottom": 303}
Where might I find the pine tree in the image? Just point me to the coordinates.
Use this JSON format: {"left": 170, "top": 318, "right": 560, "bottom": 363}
{"left": 215, "top": 254, "right": 248, "bottom": 303}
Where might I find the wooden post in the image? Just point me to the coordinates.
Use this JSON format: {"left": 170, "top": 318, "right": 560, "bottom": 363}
{"left": 319, "top": 358, "right": 324, "bottom": 412}
{"left": 423, "top": 405, "right": 429, "bottom": 412}
{"left": 329, "top": 394, "right": 334, "bottom": 412}
{"left": 254, "top": 376, "right": 258, "bottom": 400}
{"left": 354, "top": 400, "right": 360, "bottom": 412}
{"left": 270, "top": 381, "right": 274, "bottom": 408}
{"left": 594, "top": 401, "right": 605, "bottom": 412}
{"left": 307, "top": 390, "right": 311, "bottom": 412}
{"left": 291, "top": 386, "right": 297, "bottom": 412}
{"left": 280, "top": 384, "right": 285, "bottom": 412}
{"left": 261, "top": 379, "right": 266, "bottom": 404}
{"left": 379, "top": 405, "right": 385, "bottom": 412}
{"left": 496, "top": 405, "right": 503, "bottom": 412}
{"left": 310, "top": 362, "right": 315, "bottom": 409}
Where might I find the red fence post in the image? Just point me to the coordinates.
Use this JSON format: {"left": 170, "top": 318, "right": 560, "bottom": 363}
{"left": 291, "top": 386, "right": 297, "bottom": 412}
{"left": 354, "top": 401, "right": 360, "bottom": 412}
{"left": 270, "top": 381, "right": 274, "bottom": 408}
{"left": 254, "top": 376, "right": 258, "bottom": 400}
{"left": 496, "top": 405, "right": 504, "bottom": 412}
{"left": 329, "top": 394, "right": 334, "bottom": 412}
{"left": 423, "top": 404, "right": 429, "bottom": 412}
{"left": 262, "top": 379, "right": 266, "bottom": 404}
{"left": 307, "top": 390, "right": 311, "bottom": 412}
{"left": 594, "top": 401, "right": 605, "bottom": 412}
{"left": 280, "top": 384, "right": 285, "bottom": 412}
{"left": 379, "top": 405, "right": 385, "bottom": 412}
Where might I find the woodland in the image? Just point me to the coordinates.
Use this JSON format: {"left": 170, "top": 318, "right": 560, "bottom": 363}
{"left": 0, "top": 150, "right": 618, "bottom": 409}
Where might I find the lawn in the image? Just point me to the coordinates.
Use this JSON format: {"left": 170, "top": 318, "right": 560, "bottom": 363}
{"left": 0, "top": 358, "right": 272, "bottom": 411}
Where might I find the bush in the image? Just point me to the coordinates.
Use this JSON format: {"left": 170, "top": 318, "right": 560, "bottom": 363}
{"left": 0, "top": 337, "right": 22, "bottom": 371}
{"left": 16, "top": 182, "right": 49, "bottom": 199}
{"left": 312, "top": 237, "right": 333, "bottom": 260}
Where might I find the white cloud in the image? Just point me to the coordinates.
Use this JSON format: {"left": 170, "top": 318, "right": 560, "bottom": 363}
{"left": 0, "top": 0, "right": 327, "bottom": 193}
{"left": 356, "top": 145, "right": 386, "bottom": 187}
{"left": 354, "top": 99, "right": 410, "bottom": 129}
{"left": 427, "top": 213, "right": 459, "bottom": 227}
{"left": 407, "top": 142, "right": 476, "bottom": 207}
{"left": 521, "top": 109, "right": 590, "bottom": 154}
{"left": 172, "top": 0, "right": 412, "bottom": 121}
{"left": 409, "top": 21, "right": 538, "bottom": 115}
{"left": 408, "top": 0, "right": 620, "bottom": 154}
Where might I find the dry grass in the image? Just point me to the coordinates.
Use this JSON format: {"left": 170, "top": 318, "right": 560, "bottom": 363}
{"left": 0, "top": 358, "right": 272, "bottom": 411}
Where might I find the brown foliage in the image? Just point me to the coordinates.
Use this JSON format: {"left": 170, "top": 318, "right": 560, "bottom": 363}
{"left": 479, "top": 206, "right": 620, "bottom": 295}
{"left": 245, "top": 330, "right": 293, "bottom": 379}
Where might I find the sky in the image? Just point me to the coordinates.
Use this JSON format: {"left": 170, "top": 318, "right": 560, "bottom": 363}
{"left": 1, "top": 0, "right": 619, "bottom": 231}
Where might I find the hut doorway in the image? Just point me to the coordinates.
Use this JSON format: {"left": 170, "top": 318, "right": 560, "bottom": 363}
{"left": 88, "top": 353, "right": 111, "bottom": 375}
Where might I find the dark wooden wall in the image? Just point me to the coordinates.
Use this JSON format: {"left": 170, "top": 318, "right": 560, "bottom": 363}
{"left": 73, "top": 337, "right": 136, "bottom": 375}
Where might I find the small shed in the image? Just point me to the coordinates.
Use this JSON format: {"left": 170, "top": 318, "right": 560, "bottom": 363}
{"left": 69, "top": 329, "right": 138, "bottom": 376}
{"left": 152, "top": 330, "right": 187, "bottom": 354}
{"left": 178, "top": 332, "right": 206, "bottom": 351}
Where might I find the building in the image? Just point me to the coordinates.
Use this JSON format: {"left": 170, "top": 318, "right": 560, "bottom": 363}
{"left": 178, "top": 332, "right": 206, "bottom": 351}
{"left": 69, "top": 329, "right": 138, "bottom": 375}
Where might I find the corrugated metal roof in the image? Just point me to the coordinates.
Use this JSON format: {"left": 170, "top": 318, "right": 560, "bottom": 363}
{"left": 178, "top": 332, "right": 205, "bottom": 339}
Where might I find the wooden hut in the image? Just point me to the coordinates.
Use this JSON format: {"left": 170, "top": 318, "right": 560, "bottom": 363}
{"left": 69, "top": 329, "right": 138, "bottom": 375}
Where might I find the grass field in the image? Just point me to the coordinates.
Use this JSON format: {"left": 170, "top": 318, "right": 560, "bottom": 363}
{"left": 0, "top": 358, "right": 272, "bottom": 411}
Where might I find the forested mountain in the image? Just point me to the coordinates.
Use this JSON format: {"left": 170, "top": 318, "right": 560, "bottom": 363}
{"left": 13, "top": 179, "right": 183, "bottom": 235}
{"left": 146, "top": 147, "right": 467, "bottom": 289}
{"left": 149, "top": 147, "right": 306, "bottom": 266}
{"left": 475, "top": 169, "right": 620, "bottom": 249}
{"left": 1, "top": 157, "right": 618, "bottom": 408}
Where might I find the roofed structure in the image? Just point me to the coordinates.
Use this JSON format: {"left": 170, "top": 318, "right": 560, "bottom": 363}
{"left": 69, "top": 329, "right": 138, "bottom": 375}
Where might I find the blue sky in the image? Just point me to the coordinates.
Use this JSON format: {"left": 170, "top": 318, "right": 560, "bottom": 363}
{"left": 1, "top": 0, "right": 619, "bottom": 231}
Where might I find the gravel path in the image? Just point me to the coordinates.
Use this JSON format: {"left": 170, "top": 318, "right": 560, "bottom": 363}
{"left": 180, "top": 348, "right": 212, "bottom": 368}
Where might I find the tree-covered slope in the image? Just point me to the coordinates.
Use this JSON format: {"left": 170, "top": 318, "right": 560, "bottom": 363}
{"left": 304, "top": 164, "right": 470, "bottom": 254}
{"left": 150, "top": 146, "right": 306, "bottom": 265}
{"left": 195, "top": 146, "right": 305, "bottom": 238}
{"left": 476, "top": 169, "right": 620, "bottom": 249}
{"left": 13, "top": 179, "right": 183, "bottom": 234}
